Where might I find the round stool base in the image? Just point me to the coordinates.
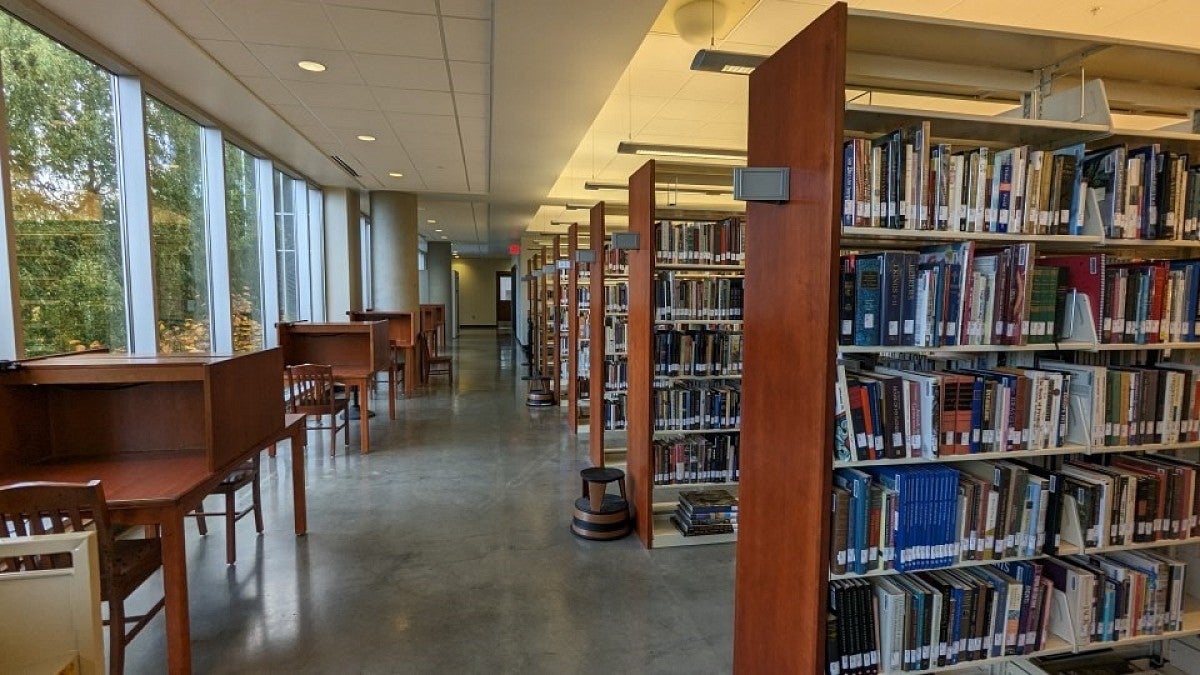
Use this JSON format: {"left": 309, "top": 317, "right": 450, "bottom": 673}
{"left": 570, "top": 495, "right": 631, "bottom": 541}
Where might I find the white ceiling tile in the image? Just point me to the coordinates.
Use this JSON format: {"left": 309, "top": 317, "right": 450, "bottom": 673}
{"left": 373, "top": 88, "right": 456, "bottom": 114}
{"left": 449, "top": 61, "right": 490, "bottom": 94}
{"left": 286, "top": 80, "right": 379, "bottom": 108}
{"left": 940, "top": 0, "right": 1164, "bottom": 35}
{"left": 351, "top": 53, "right": 449, "bottom": 90}
{"left": 442, "top": 17, "right": 491, "bottom": 62}
{"left": 629, "top": 68, "right": 690, "bottom": 98}
{"left": 346, "top": 142, "right": 416, "bottom": 170}
{"left": 700, "top": 121, "right": 747, "bottom": 142}
{"left": 308, "top": 106, "right": 389, "bottom": 129}
{"left": 628, "top": 33, "right": 704, "bottom": 71}
{"left": 453, "top": 92, "right": 488, "bottom": 118}
{"left": 842, "top": 0, "right": 962, "bottom": 13}
{"left": 710, "top": 102, "right": 747, "bottom": 124}
{"left": 639, "top": 117, "right": 708, "bottom": 137}
{"left": 246, "top": 44, "right": 364, "bottom": 84}
{"left": 329, "top": 125, "right": 399, "bottom": 144}
{"left": 722, "top": 0, "right": 827, "bottom": 48}
{"left": 320, "top": 0, "right": 437, "bottom": 12}
{"left": 467, "top": 166, "right": 488, "bottom": 192}
{"left": 439, "top": 0, "right": 491, "bottom": 19}
{"left": 713, "top": 40, "right": 776, "bottom": 55}
{"left": 272, "top": 103, "right": 322, "bottom": 127}
{"left": 292, "top": 124, "right": 343, "bottom": 148}
{"left": 385, "top": 113, "right": 460, "bottom": 136}
{"left": 206, "top": 0, "right": 343, "bottom": 49}
{"left": 196, "top": 39, "right": 273, "bottom": 78}
{"left": 237, "top": 76, "right": 303, "bottom": 105}
{"left": 655, "top": 97, "right": 725, "bottom": 122}
{"left": 326, "top": 5, "right": 444, "bottom": 58}
{"left": 674, "top": 71, "right": 748, "bottom": 104}
{"left": 457, "top": 115, "right": 487, "bottom": 141}
{"left": 148, "top": 0, "right": 235, "bottom": 40}
{"left": 1110, "top": 0, "right": 1198, "bottom": 47}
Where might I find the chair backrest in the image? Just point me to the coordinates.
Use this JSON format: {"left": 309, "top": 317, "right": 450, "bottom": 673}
{"left": 420, "top": 329, "right": 441, "bottom": 360}
{"left": 0, "top": 481, "right": 114, "bottom": 586}
{"left": 285, "top": 363, "right": 337, "bottom": 411}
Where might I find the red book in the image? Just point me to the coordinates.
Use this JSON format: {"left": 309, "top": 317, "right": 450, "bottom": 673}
{"left": 1039, "top": 253, "right": 1106, "bottom": 340}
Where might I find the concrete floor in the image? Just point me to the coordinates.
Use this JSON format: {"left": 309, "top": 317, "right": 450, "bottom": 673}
{"left": 124, "top": 329, "right": 736, "bottom": 674}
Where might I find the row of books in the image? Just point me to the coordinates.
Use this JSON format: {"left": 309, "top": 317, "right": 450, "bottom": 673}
{"left": 840, "top": 243, "right": 1059, "bottom": 348}
{"left": 827, "top": 550, "right": 1188, "bottom": 675}
{"left": 652, "top": 434, "right": 741, "bottom": 485}
{"left": 603, "top": 393, "right": 627, "bottom": 431}
{"left": 654, "top": 273, "right": 744, "bottom": 321}
{"left": 670, "top": 489, "right": 738, "bottom": 537}
{"left": 653, "top": 381, "right": 741, "bottom": 431}
{"left": 1098, "top": 259, "right": 1200, "bottom": 345}
{"left": 840, "top": 122, "right": 1086, "bottom": 235}
{"left": 1084, "top": 144, "right": 1200, "bottom": 241}
{"left": 604, "top": 282, "right": 628, "bottom": 313}
{"left": 831, "top": 454, "right": 1200, "bottom": 578}
{"left": 834, "top": 360, "right": 1073, "bottom": 463}
{"left": 605, "top": 248, "right": 629, "bottom": 276}
{"left": 1053, "top": 361, "right": 1200, "bottom": 448}
{"left": 602, "top": 357, "right": 627, "bottom": 392}
{"left": 652, "top": 329, "right": 743, "bottom": 377}
{"left": 576, "top": 286, "right": 590, "bottom": 310}
{"left": 654, "top": 218, "right": 745, "bottom": 265}
{"left": 604, "top": 318, "right": 628, "bottom": 354}
{"left": 829, "top": 561, "right": 1056, "bottom": 675}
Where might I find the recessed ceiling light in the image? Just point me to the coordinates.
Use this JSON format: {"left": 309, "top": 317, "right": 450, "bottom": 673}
{"left": 434, "top": 228, "right": 443, "bottom": 232}
{"left": 297, "top": 60, "right": 326, "bottom": 72}
{"left": 357, "top": 134, "right": 376, "bottom": 142}
{"left": 388, "top": 171, "right": 404, "bottom": 177}
{"left": 440, "top": 235, "right": 448, "bottom": 239}
{"left": 427, "top": 219, "right": 436, "bottom": 223}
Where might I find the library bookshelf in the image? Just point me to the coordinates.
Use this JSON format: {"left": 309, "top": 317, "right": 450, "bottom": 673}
{"left": 733, "top": 3, "right": 1200, "bottom": 674}
{"left": 567, "top": 222, "right": 591, "bottom": 433}
{"left": 588, "top": 201, "right": 635, "bottom": 469}
{"left": 625, "top": 160, "right": 745, "bottom": 549}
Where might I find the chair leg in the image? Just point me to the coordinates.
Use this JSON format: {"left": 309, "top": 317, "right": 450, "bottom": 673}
{"left": 225, "top": 491, "right": 237, "bottom": 565}
{"left": 108, "top": 601, "right": 125, "bottom": 675}
{"left": 342, "top": 410, "right": 350, "bottom": 445}
{"left": 195, "top": 502, "right": 208, "bottom": 536}
{"left": 252, "top": 469, "right": 264, "bottom": 534}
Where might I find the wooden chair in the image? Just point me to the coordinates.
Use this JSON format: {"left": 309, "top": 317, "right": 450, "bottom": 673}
{"left": 188, "top": 455, "right": 262, "bottom": 565}
{"left": 421, "top": 329, "right": 453, "bottom": 382}
{"left": 286, "top": 363, "right": 350, "bottom": 454}
{"left": 0, "top": 480, "right": 164, "bottom": 675}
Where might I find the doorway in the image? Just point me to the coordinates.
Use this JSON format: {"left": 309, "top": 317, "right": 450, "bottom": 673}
{"left": 496, "top": 271, "right": 513, "bottom": 331}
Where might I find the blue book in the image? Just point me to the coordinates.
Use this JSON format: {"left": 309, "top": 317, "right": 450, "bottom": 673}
{"left": 834, "top": 468, "right": 872, "bottom": 575}
{"left": 878, "top": 251, "right": 907, "bottom": 346}
{"left": 1172, "top": 260, "right": 1200, "bottom": 340}
{"left": 854, "top": 255, "right": 882, "bottom": 346}
{"left": 1129, "top": 145, "right": 1159, "bottom": 238}
{"left": 1055, "top": 143, "right": 1087, "bottom": 235}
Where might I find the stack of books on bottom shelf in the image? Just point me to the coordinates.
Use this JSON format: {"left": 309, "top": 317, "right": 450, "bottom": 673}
{"left": 670, "top": 489, "right": 738, "bottom": 537}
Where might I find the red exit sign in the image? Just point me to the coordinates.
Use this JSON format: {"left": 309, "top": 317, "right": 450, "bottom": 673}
{"left": 508, "top": 244, "right": 521, "bottom": 255}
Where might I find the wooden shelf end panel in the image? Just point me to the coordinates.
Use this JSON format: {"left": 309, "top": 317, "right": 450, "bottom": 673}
{"left": 733, "top": 4, "right": 847, "bottom": 674}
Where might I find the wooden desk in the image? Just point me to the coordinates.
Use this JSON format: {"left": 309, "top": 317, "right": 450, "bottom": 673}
{"left": 349, "top": 310, "right": 417, "bottom": 398}
{"left": 0, "top": 350, "right": 295, "bottom": 675}
{"left": 268, "top": 413, "right": 308, "bottom": 535}
{"left": 277, "top": 321, "right": 391, "bottom": 452}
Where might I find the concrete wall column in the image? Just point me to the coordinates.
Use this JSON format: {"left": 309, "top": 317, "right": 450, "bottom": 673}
{"left": 369, "top": 191, "right": 419, "bottom": 313}
{"left": 426, "top": 241, "right": 452, "bottom": 308}
{"left": 323, "top": 187, "right": 362, "bottom": 319}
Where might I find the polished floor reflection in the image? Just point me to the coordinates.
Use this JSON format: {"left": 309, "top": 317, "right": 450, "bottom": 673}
{"left": 124, "top": 329, "right": 735, "bottom": 674}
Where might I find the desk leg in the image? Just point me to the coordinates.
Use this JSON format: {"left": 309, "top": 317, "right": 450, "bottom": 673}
{"left": 358, "top": 377, "right": 370, "bottom": 453}
{"left": 290, "top": 435, "right": 308, "bottom": 535}
{"left": 388, "top": 364, "right": 396, "bottom": 420}
{"left": 404, "top": 348, "right": 416, "bottom": 398}
{"left": 161, "top": 514, "right": 192, "bottom": 674}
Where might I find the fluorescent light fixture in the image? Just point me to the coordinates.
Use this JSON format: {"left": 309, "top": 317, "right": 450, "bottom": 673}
{"left": 617, "top": 141, "right": 746, "bottom": 161}
{"left": 690, "top": 49, "right": 766, "bottom": 75}
{"left": 388, "top": 171, "right": 404, "bottom": 177}
{"left": 584, "top": 181, "right": 732, "bottom": 196}
{"left": 357, "top": 134, "right": 376, "bottom": 142}
{"left": 564, "top": 203, "right": 592, "bottom": 211}
{"left": 550, "top": 220, "right": 576, "bottom": 226}
{"left": 298, "top": 60, "right": 327, "bottom": 72}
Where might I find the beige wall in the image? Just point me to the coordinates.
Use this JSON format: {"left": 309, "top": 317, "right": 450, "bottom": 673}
{"left": 452, "top": 258, "right": 514, "bottom": 326}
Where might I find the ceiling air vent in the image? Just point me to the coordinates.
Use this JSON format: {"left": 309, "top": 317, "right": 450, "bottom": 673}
{"left": 329, "top": 155, "right": 360, "bottom": 178}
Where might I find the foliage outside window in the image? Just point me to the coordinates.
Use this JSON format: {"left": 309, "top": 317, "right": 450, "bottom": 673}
{"left": 274, "top": 170, "right": 300, "bottom": 322}
{"left": 145, "top": 97, "right": 209, "bottom": 353}
{"left": 224, "top": 143, "right": 262, "bottom": 351}
{"left": 1, "top": 13, "right": 127, "bottom": 356}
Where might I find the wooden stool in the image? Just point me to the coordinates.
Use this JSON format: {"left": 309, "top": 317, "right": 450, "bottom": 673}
{"left": 571, "top": 467, "right": 631, "bottom": 540}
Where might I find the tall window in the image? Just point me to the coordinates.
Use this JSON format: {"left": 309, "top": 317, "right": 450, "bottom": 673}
{"left": 274, "top": 170, "right": 300, "bottom": 322}
{"left": 145, "top": 97, "right": 208, "bottom": 352}
{"left": 224, "top": 143, "right": 262, "bottom": 351}
{"left": 0, "top": 14, "right": 126, "bottom": 356}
